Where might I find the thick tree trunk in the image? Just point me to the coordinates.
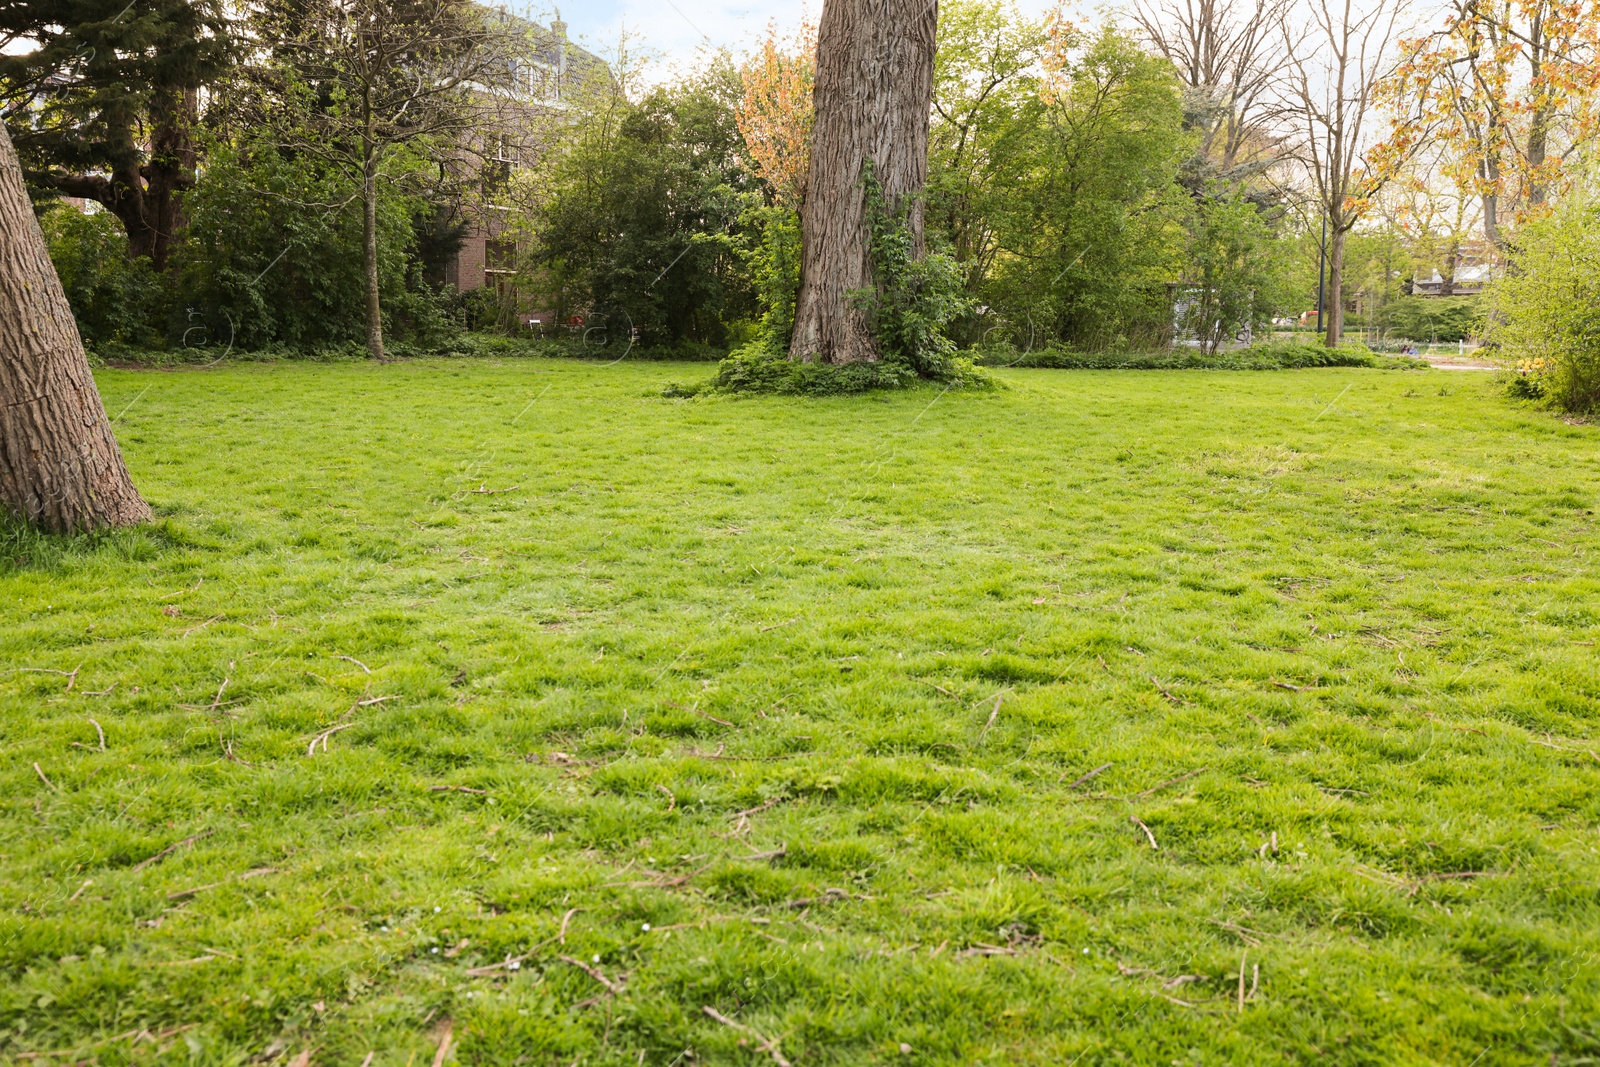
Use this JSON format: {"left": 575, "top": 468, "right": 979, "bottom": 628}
{"left": 362, "top": 147, "right": 384, "bottom": 361}
{"left": 0, "top": 124, "right": 151, "bottom": 533}
{"left": 789, "top": 0, "right": 938, "bottom": 364}
{"left": 50, "top": 88, "right": 197, "bottom": 272}
{"left": 1324, "top": 227, "right": 1346, "bottom": 348}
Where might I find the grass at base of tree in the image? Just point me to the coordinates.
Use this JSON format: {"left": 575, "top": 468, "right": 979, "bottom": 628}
{"left": 3, "top": 359, "right": 1598, "bottom": 1066}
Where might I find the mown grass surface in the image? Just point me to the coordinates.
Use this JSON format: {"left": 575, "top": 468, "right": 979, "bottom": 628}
{"left": 3, "top": 360, "right": 1598, "bottom": 1066}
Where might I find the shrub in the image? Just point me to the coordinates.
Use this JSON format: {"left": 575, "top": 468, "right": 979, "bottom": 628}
{"left": 41, "top": 205, "right": 166, "bottom": 350}
{"left": 1384, "top": 296, "right": 1479, "bottom": 344}
{"left": 972, "top": 338, "right": 1426, "bottom": 371}
{"left": 1487, "top": 183, "right": 1600, "bottom": 414}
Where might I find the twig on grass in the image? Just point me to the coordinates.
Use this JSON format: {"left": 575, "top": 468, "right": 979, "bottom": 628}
{"left": 34, "top": 762, "right": 59, "bottom": 792}
{"left": 665, "top": 700, "right": 735, "bottom": 728}
{"left": 430, "top": 785, "right": 488, "bottom": 795}
{"left": 469, "top": 483, "right": 519, "bottom": 494}
{"left": 307, "top": 722, "right": 357, "bottom": 755}
{"left": 559, "top": 955, "right": 625, "bottom": 995}
{"left": 701, "top": 1007, "right": 792, "bottom": 1067}
{"left": 1135, "top": 767, "right": 1207, "bottom": 799}
{"left": 132, "top": 829, "right": 214, "bottom": 872}
{"left": 978, "top": 691, "right": 1006, "bottom": 743}
{"left": 919, "top": 679, "right": 955, "bottom": 696}
{"left": 1064, "top": 762, "right": 1112, "bottom": 788}
{"left": 560, "top": 906, "right": 580, "bottom": 943}
{"left": 180, "top": 615, "right": 224, "bottom": 637}
{"left": 758, "top": 617, "right": 799, "bottom": 632}
{"left": 88, "top": 718, "right": 106, "bottom": 750}
{"left": 158, "top": 578, "right": 203, "bottom": 599}
{"left": 658, "top": 784, "right": 677, "bottom": 812}
{"left": 1237, "top": 952, "right": 1248, "bottom": 1011}
{"left": 167, "top": 867, "right": 278, "bottom": 901}
{"left": 1130, "top": 816, "right": 1159, "bottom": 850}
{"left": 11, "top": 663, "right": 82, "bottom": 690}
{"left": 336, "top": 655, "right": 372, "bottom": 674}
{"left": 738, "top": 845, "right": 787, "bottom": 862}
{"left": 431, "top": 1021, "right": 454, "bottom": 1067}
{"left": 1150, "top": 676, "right": 1192, "bottom": 706}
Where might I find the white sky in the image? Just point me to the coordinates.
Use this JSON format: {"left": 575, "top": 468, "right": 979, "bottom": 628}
{"left": 547, "top": 0, "right": 1062, "bottom": 72}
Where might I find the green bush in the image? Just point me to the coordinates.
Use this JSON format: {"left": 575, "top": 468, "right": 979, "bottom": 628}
{"left": 689, "top": 342, "right": 988, "bottom": 397}
{"left": 973, "top": 338, "right": 1426, "bottom": 370}
{"left": 41, "top": 206, "right": 165, "bottom": 350}
{"left": 1384, "top": 295, "right": 1479, "bottom": 343}
{"left": 1488, "top": 183, "right": 1600, "bottom": 414}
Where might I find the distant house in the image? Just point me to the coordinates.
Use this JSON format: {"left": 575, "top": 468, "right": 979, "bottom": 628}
{"left": 1411, "top": 262, "right": 1492, "bottom": 298}
{"left": 436, "top": 12, "right": 606, "bottom": 303}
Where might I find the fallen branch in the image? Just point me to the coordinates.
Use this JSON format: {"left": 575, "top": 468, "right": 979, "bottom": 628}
{"left": 469, "top": 484, "right": 519, "bottom": 494}
{"left": 430, "top": 785, "right": 487, "bottom": 795}
{"left": 336, "top": 655, "right": 372, "bottom": 674}
{"left": 758, "top": 617, "right": 799, "bottom": 632}
{"left": 88, "top": 718, "right": 106, "bottom": 751}
{"left": 701, "top": 1006, "right": 792, "bottom": 1067}
{"left": 658, "top": 783, "right": 676, "bottom": 812}
{"left": 1130, "top": 816, "right": 1159, "bottom": 850}
{"left": 132, "top": 829, "right": 215, "bottom": 872}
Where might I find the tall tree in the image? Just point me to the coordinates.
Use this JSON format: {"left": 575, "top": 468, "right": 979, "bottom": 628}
{"left": 1379, "top": 0, "right": 1600, "bottom": 247}
{"left": 789, "top": 0, "right": 940, "bottom": 364}
{"left": 1133, "top": 0, "right": 1287, "bottom": 172}
{"left": 1279, "top": 0, "right": 1413, "bottom": 347}
{"left": 246, "top": 0, "right": 529, "bottom": 359}
{"left": 737, "top": 21, "right": 816, "bottom": 208}
{"left": 0, "top": 122, "right": 150, "bottom": 533}
{"left": 0, "top": 0, "right": 233, "bottom": 271}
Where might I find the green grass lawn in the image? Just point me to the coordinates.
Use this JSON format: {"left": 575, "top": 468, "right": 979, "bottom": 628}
{"left": 4, "top": 360, "right": 1599, "bottom": 1066}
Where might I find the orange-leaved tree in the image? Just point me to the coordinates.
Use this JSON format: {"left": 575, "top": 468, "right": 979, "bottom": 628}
{"left": 1378, "top": 0, "right": 1600, "bottom": 246}
{"left": 736, "top": 21, "right": 817, "bottom": 207}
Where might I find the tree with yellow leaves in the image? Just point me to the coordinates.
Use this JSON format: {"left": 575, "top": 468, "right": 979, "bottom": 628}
{"left": 1380, "top": 0, "right": 1600, "bottom": 246}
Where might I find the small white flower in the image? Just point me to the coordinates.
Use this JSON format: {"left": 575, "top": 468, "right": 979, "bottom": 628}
{"left": 1082, "top": 948, "right": 1090, "bottom": 955}
{"left": 641, "top": 923, "right": 651, "bottom": 932}
{"left": 592, "top": 954, "right": 600, "bottom": 964}
{"left": 431, "top": 947, "right": 439, "bottom": 954}
{"left": 508, "top": 960, "right": 522, "bottom": 971}
{"left": 434, "top": 906, "right": 442, "bottom": 913}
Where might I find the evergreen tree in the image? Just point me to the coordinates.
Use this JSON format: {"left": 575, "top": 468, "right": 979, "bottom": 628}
{"left": 0, "top": 0, "right": 233, "bottom": 271}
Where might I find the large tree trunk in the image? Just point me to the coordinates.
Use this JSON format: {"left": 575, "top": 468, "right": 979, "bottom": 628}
{"left": 1324, "top": 226, "right": 1346, "bottom": 348}
{"left": 51, "top": 88, "right": 197, "bottom": 272}
{"left": 0, "top": 124, "right": 151, "bottom": 533}
{"left": 789, "top": 0, "right": 938, "bottom": 364}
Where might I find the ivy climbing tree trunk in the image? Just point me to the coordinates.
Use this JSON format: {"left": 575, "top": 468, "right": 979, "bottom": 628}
{"left": 789, "top": 0, "right": 938, "bottom": 364}
{"left": 0, "top": 123, "right": 151, "bottom": 533}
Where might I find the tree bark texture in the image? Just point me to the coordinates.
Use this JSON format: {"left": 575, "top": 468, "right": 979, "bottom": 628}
{"left": 1324, "top": 227, "right": 1346, "bottom": 348}
{"left": 362, "top": 143, "right": 384, "bottom": 361}
{"left": 0, "top": 123, "right": 152, "bottom": 532}
{"left": 789, "top": 0, "right": 937, "bottom": 364}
